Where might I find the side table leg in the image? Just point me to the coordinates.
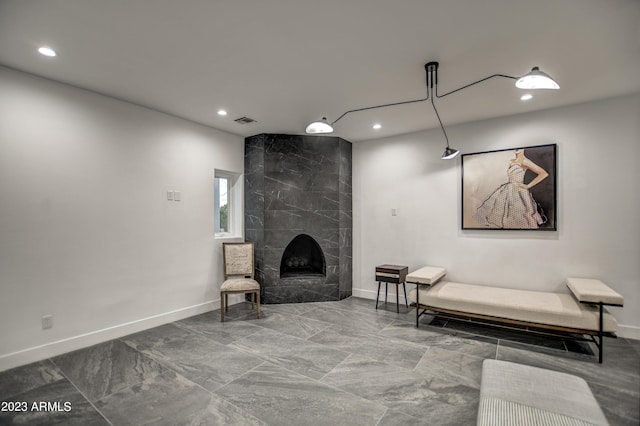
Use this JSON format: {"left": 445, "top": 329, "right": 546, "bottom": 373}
{"left": 396, "top": 283, "right": 399, "bottom": 313}
{"left": 385, "top": 282, "right": 388, "bottom": 305}
{"left": 376, "top": 281, "right": 381, "bottom": 309}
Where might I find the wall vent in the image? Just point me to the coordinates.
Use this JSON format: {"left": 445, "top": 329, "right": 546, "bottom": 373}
{"left": 234, "top": 116, "right": 257, "bottom": 124}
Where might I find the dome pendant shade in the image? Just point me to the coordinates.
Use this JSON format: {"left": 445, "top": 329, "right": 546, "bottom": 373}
{"left": 305, "top": 117, "right": 334, "bottom": 134}
{"left": 515, "top": 67, "right": 560, "bottom": 90}
{"left": 441, "top": 147, "right": 460, "bottom": 160}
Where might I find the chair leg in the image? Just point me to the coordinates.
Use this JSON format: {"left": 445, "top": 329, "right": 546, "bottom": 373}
{"left": 256, "top": 290, "right": 261, "bottom": 318}
{"left": 220, "top": 292, "right": 225, "bottom": 322}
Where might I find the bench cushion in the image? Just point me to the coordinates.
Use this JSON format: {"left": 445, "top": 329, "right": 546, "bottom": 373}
{"left": 566, "top": 278, "right": 624, "bottom": 306}
{"left": 478, "top": 360, "right": 609, "bottom": 426}
{"left": 409, "top": 281, "right": 618, "bottom": 332}
{"left": 406, "top": 266, "right": 446, "bottom": 285}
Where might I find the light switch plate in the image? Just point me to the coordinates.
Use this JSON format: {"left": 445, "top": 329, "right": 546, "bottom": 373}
{"left": 42, "top": 315, "right": 53, "bottom": 330}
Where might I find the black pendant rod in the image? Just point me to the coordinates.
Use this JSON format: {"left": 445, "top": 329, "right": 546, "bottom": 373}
{"left": 330, "top": 61, "right": 517, "bottom": 126}
{"left": 436, "top": 73, "right": 517, "bottom": 98}
{"left": 427, "top": 61, "right": 517, "bottom": 98}
{"left": 330, "top": 96, "right": 429, "bottom": 126}
{"left": 425, "top": 62, "right": 450, "bottom": 148}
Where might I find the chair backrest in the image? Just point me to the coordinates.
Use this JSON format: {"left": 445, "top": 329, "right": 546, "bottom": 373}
{"left": 223, "top": 242, "right": 255, "bottom": 279}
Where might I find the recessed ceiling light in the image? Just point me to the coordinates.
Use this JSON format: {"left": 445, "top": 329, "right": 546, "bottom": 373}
{"left": 38, "top": 46, "right": 57, "bottom": 57}
{"left": 520, "top": 93, "right": 533, "bottom": 101}
{"left": 217, "top": 109, "right": 228, "bottom": 116}
{"left": 373, "top": 123, "right": 382, "bottom": 129}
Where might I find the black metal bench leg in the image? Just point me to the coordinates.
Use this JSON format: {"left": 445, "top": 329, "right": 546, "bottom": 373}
{"left": 416, "top": 284, "right": 420, "bottom": 328}
{"left": 599, "top": 302, "right": 604, "bottom": 363}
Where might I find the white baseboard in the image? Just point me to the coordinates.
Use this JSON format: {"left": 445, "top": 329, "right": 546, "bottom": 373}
{"left": 352, "top": 287, "right": 409, "bottom": 302}
{"left": 351, "top": 287, "right": 378, "bottom": 300}
{"left": 0, "top": 295, "right": 243, "bottom": 372}
{"left": 617, "top": 325, "right": 640, "bottom": 340}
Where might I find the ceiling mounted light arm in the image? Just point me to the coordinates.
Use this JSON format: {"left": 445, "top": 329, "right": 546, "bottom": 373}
{"left": 305, "top": 61, "right": 559, "bottom": 158}
{"left": 424, "top": 61, "right": 558, "bottom": 159}
{"left": 436, "top": 74, "right": 517, "bottom": 98}
{"left": 306, "top": 70, "right": 432, "bottom": 134}
{"left": 427, "top": 62, "right": 559, "bottom": 97}
{"left": 306, "top": 97, "right": 430, "bottom": 134}
{"left": 431, "top": 92, "right": 458, "bottom": 159}
{"left": 330, "top": 67, "right": 432, "bottom": 127}
{"left": 331, "top": 95, "right": 429, "bottom": 127}
{"left": 426, "top": 60, "right": 518, "bottom": 99}
{"left": 425, "top": 62, "right": 459, "bottom": 159}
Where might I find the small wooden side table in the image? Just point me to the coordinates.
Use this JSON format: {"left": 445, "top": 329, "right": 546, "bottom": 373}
{"left": 375, "top": 264, "right": 409, "bottom": 313}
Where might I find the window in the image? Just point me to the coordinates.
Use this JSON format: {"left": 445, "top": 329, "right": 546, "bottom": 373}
{"left": 214, "top": 169, "right": 242, "bottom": 238}
{"left": 214, "top": 176, "right": 229, "bottom": 233}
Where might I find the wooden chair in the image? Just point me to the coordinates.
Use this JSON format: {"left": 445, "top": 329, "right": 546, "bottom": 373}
{"left": 220, "top": 242, "right": 261, "bottom": 322}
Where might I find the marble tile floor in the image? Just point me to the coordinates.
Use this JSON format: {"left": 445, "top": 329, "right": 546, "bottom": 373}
{"left": 1, "top": 297, "right": 638, "bottom": 426}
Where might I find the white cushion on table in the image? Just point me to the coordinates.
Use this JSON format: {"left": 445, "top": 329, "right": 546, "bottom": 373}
{"left": 566, "top": 277, "right": 624, "bottom": 305}
{"left": 409, "top": 281, "right": 618, "bottom": 332}
{"left": 406, "top": 266, "right": 446, "bottom": 285}
{"left": 220, "top": 278, "right": 260, "bottom": 291}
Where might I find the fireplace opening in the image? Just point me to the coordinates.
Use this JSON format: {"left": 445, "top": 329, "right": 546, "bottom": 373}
{"left": 280, "top": 234, "right": 326, "bottom": 278}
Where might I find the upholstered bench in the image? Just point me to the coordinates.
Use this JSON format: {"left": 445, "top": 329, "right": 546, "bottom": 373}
{"left": 478, "top": 359, "right": 609, "bottom": 425}
{"left": 406, "top": 267, "right": 623, "bottom": 362}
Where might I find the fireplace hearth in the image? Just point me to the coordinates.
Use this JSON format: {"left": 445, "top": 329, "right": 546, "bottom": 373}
{"left": 245, "top": 134, "right": 352, "bottom": 303}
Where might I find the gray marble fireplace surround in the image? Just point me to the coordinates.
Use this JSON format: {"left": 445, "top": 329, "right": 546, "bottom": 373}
{"left": 244, "top": 134, "right": 352, "bottom": 303}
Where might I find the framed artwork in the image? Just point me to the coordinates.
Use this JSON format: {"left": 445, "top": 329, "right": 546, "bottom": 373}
{"left": 461, "top": 144, "right": 557, "bottom": 231}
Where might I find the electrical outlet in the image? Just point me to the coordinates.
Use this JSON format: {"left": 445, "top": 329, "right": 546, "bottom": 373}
{"left": 41, "top": 315, "right": 53, "bottom": 330}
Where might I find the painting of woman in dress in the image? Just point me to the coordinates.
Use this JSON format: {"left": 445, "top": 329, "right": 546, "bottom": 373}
{"left": 462, "top": 144, "right": 556, "bottom": 230}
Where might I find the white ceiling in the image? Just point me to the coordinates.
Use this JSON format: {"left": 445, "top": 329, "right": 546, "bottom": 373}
{"left": 1, "top": 0, "right": 639, "bottom": 142}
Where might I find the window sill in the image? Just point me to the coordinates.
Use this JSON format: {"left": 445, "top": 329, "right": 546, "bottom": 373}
{"left": 215, "top": 233, "right": 243, "bottom": 241}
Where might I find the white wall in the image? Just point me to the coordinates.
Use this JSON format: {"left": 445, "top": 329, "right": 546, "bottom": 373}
{"left": 353, "top": 93, "right": 640, "bottom": 339}
{"left": 0, "top": 66, "right": 245, "bottom": 370}
{"left": 1, "top": 66, "right": 637, "bottom": 373}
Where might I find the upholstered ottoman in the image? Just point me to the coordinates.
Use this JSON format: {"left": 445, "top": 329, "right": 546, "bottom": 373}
{"left": 406, "top": 265, "right": 446, "bottom": 285}
{"left": 478, "top": 360, "right": 608, "bottom": 425}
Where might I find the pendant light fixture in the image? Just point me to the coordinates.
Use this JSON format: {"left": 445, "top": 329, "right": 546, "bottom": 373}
{"left": 306, "top": 61, "right": 559, "bottom": 159}
{"left": 305, "top": 117, "right": 334, "bottom": 134}
{"left": 516, "top": 67, "right": 560, "bottom": 90}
